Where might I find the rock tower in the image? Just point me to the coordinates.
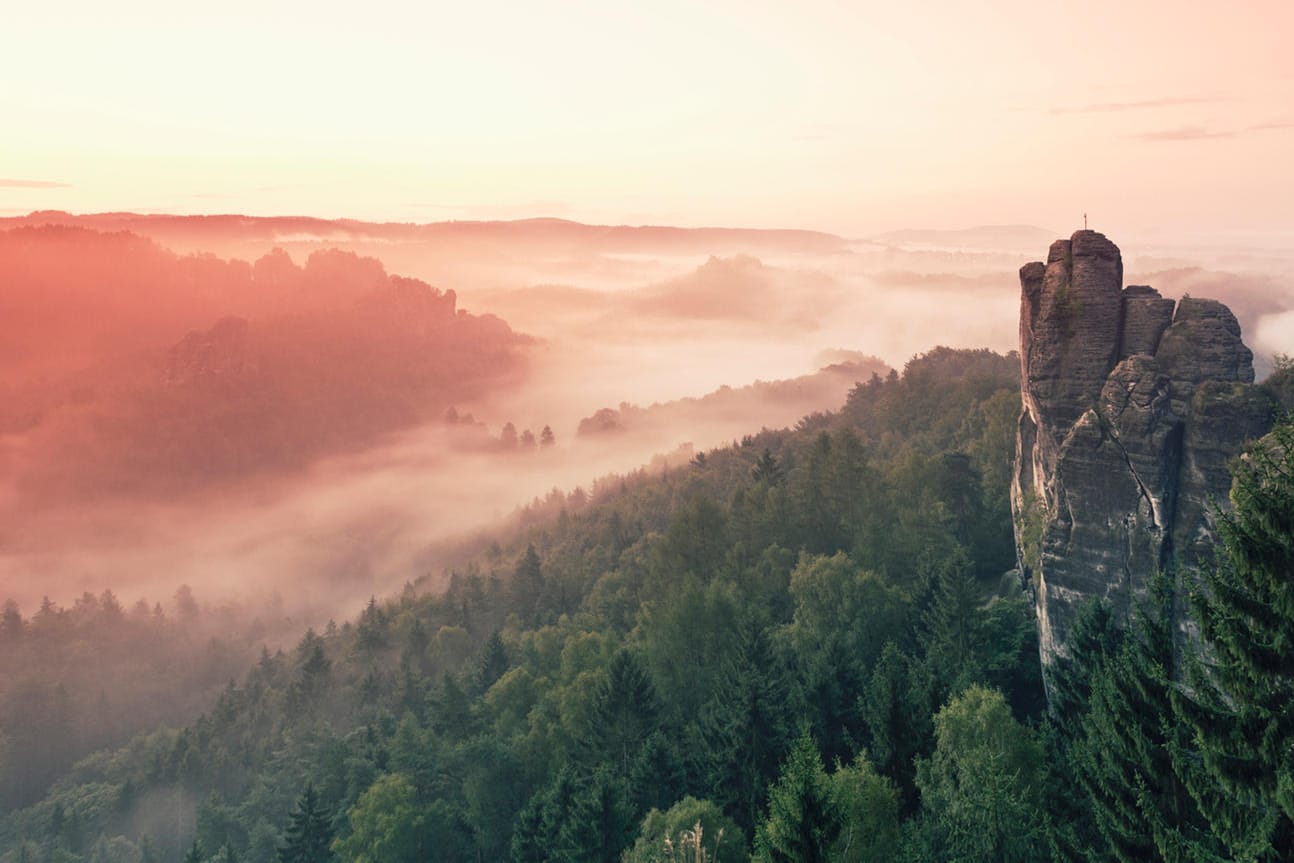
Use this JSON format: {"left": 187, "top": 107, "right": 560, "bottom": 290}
{"left": 1011, "top": 230, "right": 1271, "bottom": 665}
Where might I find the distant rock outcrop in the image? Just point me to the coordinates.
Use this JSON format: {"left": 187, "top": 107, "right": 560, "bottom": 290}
{"left": 1011, "top": 230, "right": 1272, "bottom": 667}
{"left": 165, "top": 317, "right": 255, "bottom": 386}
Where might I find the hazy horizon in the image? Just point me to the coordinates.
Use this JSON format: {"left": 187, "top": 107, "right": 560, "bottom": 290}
{"left": 2, "top": 212, "right": 1290, "bottom": 621}
{"left": 5, "top": 0, "right": 1294, "bottom": 243}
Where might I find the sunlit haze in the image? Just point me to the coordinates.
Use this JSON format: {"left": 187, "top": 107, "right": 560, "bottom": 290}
{"left": 6, "top": 3, "right": 1294, "bottom": 857}
{"left": 5, "top": 0, "right": 1293, "bottom": 241}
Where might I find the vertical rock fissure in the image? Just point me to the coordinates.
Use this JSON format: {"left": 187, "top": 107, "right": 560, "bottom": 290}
{"left": 1106, "top": 425, "right": 1160, "bottom": 530}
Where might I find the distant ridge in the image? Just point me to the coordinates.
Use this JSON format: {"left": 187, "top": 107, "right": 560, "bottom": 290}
{"left": 873, "top": 225, "right": 1057, "bottom": 250}
{"left": 0, "top": 211, "right": 848, "bottom": 254}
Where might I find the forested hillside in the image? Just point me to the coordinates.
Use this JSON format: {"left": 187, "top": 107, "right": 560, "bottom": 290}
{"left": 3, "top": 348, "right": 1290, "bottom": 862}
{"left": 1, "top": 347, "right": 1040, "bottom": 861}
{"left": 0, "top": 588, "right": 310, "bottom": 814}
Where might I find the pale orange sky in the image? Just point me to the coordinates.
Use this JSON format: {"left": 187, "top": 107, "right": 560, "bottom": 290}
{"left": 3, "top": 0, "right": 1293, "bottom": 241}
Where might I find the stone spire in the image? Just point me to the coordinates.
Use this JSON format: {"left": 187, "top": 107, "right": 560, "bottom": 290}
{"left": 1011, "top": 230, "right": 1271, "bottom": 666}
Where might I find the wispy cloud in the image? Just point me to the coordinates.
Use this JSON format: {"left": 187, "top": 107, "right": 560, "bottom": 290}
{"left": 1050, "top": 96, "right": 1225, "bottom": 115}
{"left": 1133, "top": 125, "right": 1235, "bottom": 142}
{"left": 1133, "top": 121, "right": 1294, "bottom": 142}
{"left": 0, "top": 178, "right": 72, "bottom": 189}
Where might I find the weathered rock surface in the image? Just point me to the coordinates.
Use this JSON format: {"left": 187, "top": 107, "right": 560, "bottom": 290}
{"left": 1011, "top": 231, "right": 1273, "bottom": 667}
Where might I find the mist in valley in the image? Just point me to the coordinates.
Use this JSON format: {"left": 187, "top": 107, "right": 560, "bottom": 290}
{"left": 3, "top": 214, "right": 1292, "bottom": 627}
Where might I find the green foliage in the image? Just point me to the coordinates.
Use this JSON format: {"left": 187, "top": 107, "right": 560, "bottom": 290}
{"left": 860, "top": 643, "right": 925, "bottom": 809}
{"left": 751, "top": 449, "right": 783, "bottom": 486}
{"left": 826, "top": 754, "right": 900, "bottom": 863}
{"left": 1073, "top": 575, "right": 1217, "bottom": 862}
{"left": 0, "top": 347, "right": 1052, "bottom": 863}
{"left": 696, "top": 619, "right": 796, "bottom": 835}
{"left": 913, "top": 686, "right": 1048, "bottom": 863}
{"left": 1045, "top": 598, "right": 1122, "bottom": 739}
{"left": 1261, "top": 354, "right": 1294, "bottom": 413}
{"left": 753, "top": 731, "right": 838, "bottom": 863}
{"left": 510, "top": 765, "right": 633, "bottom": 863}
{"left": 1178, "top": 423, "right": 1294, "bottom": 860}
{"left": 1015, "top": 487, "right": 1046, "bottom": 577}
{"left": 579, "top": 650, "right": 661, "bottom": 774}
{"left": 278, "top": 783, "right": 334, "bottom": 863}
{"left": 626, "top": 797, "right": 746, "bottom": 863}
{"left": 782, "top": 553, "right": 907, "bottom": 762}
{"left": 332, "top": 774, "right": 427, "bottom": 863}
{"left": 752, "top": 731, "right": 899, "bottom": 863}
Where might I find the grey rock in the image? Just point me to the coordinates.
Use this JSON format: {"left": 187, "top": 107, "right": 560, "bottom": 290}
{"left": 1118, "top": 286, "right": 1175, "bottom": 359}
{"left": 1011, "top": 231, "right": 1271, "bottom": 669}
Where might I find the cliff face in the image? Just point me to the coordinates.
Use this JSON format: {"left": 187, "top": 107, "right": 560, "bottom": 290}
{"left": 1011, "top": 230, "right": 1270, "bottom": 666}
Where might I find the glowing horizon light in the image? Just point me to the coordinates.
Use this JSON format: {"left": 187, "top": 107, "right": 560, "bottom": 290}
{"left": 1, "top": 0, "right": 1292, "bottom": 240}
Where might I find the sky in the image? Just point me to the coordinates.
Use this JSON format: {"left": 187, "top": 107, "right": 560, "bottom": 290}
{"left": 3, "top": 0, "right": 1293, "bottom": 241}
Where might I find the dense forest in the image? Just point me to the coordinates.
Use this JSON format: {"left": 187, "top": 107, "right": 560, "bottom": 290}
{"left": 0, "top": 226, "right": 530, "bottom": 502}
{"left": 2, "top": 347, "right": 1292, "bottom": 862}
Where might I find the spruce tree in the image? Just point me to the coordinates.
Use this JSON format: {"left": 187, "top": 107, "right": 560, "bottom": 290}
{"left": 1177, "top": 423, "right": 1294, "bottom": 860}
{"left": 699, "top": 619, "right": 795, "bottom": 834}
{"left": 1073, "top": 573, "right": 1217, "bottom": 862}
{"left": 583, "top": 650, "right": 661, "bottom": 774}
{"left": 753, "top": 729, "right": 839, "bottom": 863}
{"left": 860, "top": 643, "right": 927, "bottom": 812}
{"left": 278, "top": 782, "right": 334, "bottom": 863}
{"left": 512, "top": 545, "right": 545, "bottom": 625}
{"left": 1046, "top": 598, "right": 1122, "bottom": 741}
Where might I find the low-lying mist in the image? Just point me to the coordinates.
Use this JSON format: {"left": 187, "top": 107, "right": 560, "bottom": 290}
{"left": 2, "top": 214, "right": 1291, "bottom": 637}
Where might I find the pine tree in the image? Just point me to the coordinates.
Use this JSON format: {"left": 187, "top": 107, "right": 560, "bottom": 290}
{"left": 1073, "top": 573, "right": 1217, "bottom": 862}
{"left": 583, "top": 650, "right": 661, "bottom": 774}
{"left": 278, "top": 782, "right": 334, "bottom": 863}
{"left": 511, "top": 767, "right": 581, "bottom": 863}
{"left": 1177, "top": 423, "right": 1294, "bottom": 860}
{"left": 182, "top": 841, "right": 205, "bottom": 863}
{"left": 916, "top": 546, "right": 983, "bottom": 703}
{"left": 753, "top": 729, "right": 838, "bottom": 863}
{"left": 860, "top": 643, "right": 926, "bottom": 811}
{"left": 752, "top": 448, "right": 784, "bottom": 485}
{"left": 559, "top": 765, "right": 635, "bottom": 863}
{"left": 1045, "top": 597, "right": 1122, "bottom": 741}
{"left": 474, "top": 631, "right": 510, "bottom": 694}
{"left": 699, "top": 619, "right": 795, "bottom": 834}
{"left": 512, "top": 545, "right": 545, "bottom": 625}
{"left": 355, "top": 596, "right": 388, "bottom": 653}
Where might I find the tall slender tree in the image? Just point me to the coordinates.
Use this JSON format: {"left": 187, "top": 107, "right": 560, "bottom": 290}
{"left": 278, "top": 782, "right": 334, "bottom": 863}
{"left": 1074, "top": 573, "right": 1217, "bottom": 862}
{"left": 753, "top": 729, "right": 838, "bottom": 863}
{"left": 1176, "top": 423, "right": 1294, "bottom": 860}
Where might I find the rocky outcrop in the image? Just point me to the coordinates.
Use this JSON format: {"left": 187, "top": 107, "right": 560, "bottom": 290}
{"left": 1011, "top": 230, "right": 1271, "bottom": 667}
{"left": 165, "top": 317, "right": 255, "bottom": 386}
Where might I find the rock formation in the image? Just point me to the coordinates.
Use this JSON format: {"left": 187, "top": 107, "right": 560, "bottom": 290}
{"left": 1011, "top": 230, "right": 1272, "bottom": 666}
{"left": 165, "top": 316, "right": 255, "bottom": 386}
